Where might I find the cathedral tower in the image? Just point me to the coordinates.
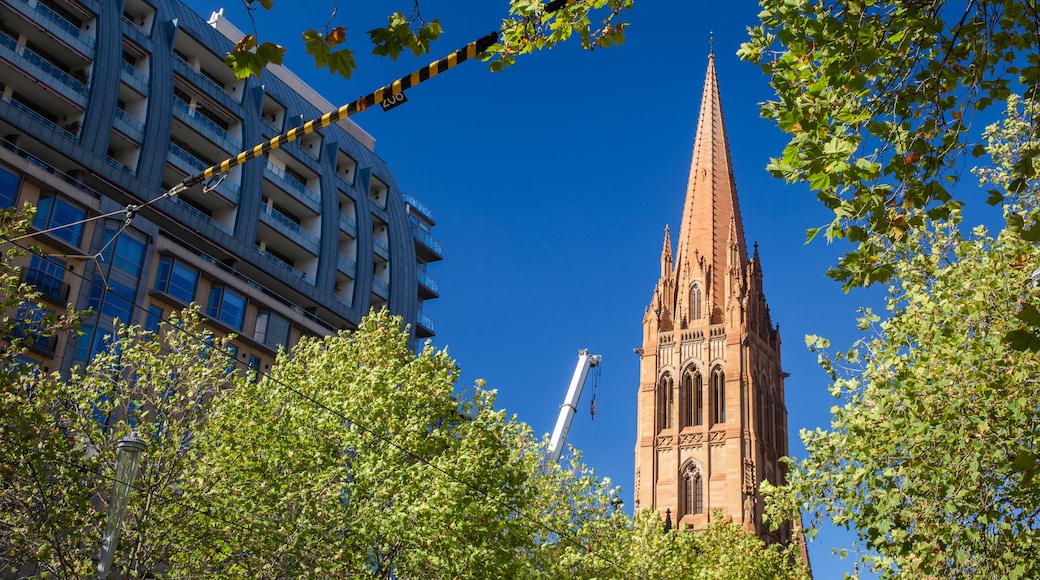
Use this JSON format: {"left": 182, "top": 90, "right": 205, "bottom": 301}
{"left": 633, "top": 54, "right": 790, "bottom": 542}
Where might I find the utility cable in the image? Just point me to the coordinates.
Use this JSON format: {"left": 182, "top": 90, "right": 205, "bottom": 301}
{"left": 4, "top": 0, "right": 591, "bottom": 247}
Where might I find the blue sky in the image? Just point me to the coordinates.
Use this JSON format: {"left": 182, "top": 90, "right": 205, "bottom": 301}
{"left": 182, "top": 1, "right": 896, "bottom": 575}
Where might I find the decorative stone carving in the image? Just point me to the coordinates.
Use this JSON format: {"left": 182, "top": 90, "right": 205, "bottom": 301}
{"left": 679, "top": 432, "right": 704, "bottom": 447}
{"left": 709, "top": 430, "right": 726, "bottom": 443}
{"left": 656, "top": 434, "right": 674, "bottom": 448}
{"left": 742, "top": 458, "right": 755, "bottom": 494}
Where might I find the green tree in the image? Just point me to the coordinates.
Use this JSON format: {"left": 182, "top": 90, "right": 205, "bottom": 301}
{"left": 739, "top": 0, "right": 1039, "bottom": 289}
{"left": 0, "top": 208, "right": 83, "bottom": 578}
{"left": 547, "top": 509, "right": 809, "bottom": 579}
{"left": 225, "top": 0, "right": 632, "bottom": 79}
{"left": 0, "top": 305, "right": 236, "bottom": 577}
{"left": 760, "top": 98, "right": 1040, "bottom": 578}
{"left": 170, "top": 309, "right": 622, "bottom": 577}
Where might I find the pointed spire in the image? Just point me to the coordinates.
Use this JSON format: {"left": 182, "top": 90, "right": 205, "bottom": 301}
{"left": 673, "top": 53, "right": 748, "bottom": 322}
{"left": 660, "top": 225, "right": 673, "bottom": 279}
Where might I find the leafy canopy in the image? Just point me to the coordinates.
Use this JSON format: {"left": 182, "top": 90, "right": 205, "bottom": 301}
{"left": 760, "top": 97, "right": 1040, "bottom": 579}
{"left": 739, "top": 0, "right": 1040, "bottom": 290}
{"left": 225, "top": 0, "right": 633, "bottom": 79}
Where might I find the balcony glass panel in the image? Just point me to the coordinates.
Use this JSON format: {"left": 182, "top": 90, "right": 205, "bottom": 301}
{"left": 23, "top": 0, "right": 95, "bottom": 54}
{"left": 264, "top": 161, "right": 320, "bottom": 208}
{"left": 168, "top": 142, "right": 208, "bottom": 172}
{"left": 120, "top": 60, "right": 148, "bottom": 92}
{"left": 0, "top": 31, "right": 88, "bottom": 102}
{"left": 417, "top": 270, "right": 439, "bottom": 294}
{"left": 338, "top": 213, "right": 357, "bottom": 235}
{"left": 174, "top": 198, "right": 231, "bottom": 234}
{"left": 172, "top": 97, "right": 241, "bottom": 150}
{"left": 372, "top": 277, "right": 389, "bottom": 297}
{"left": 402, "top": 193, "right": 434, "bottom": 222}
{"left": 411, "top": 223, "right": 443, "bottom": 256}
{"left": 259, "top": 204, "right": 319, "bottom": 251}
{"left": 4, "top": 97, "right": 77, "bottom": 141}
{"left": 113, "top": 107, "right": 143, "bottom": 140}
{"left": 337, "top": 255, "right": 356, "bottom": 277}
{"left": 256, "top": 246, "right": 308, "bottom": 280}
{"left": 25, "top": 266, "right": 71, "bottom": 303}
{"left": 417, "top": 312, "right": 435, "bottom": 333}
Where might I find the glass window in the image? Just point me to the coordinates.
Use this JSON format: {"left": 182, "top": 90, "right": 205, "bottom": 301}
{"left": 144, "top": 304, "right": 163, "bottom": 333}
{"left": 13, "top": 302, "right": 56, "bottom": 355}
{"left": 224, "top": 344, "right": 238, "bottom": 375}
{"left": 657, "top": 373, "right": 673, "bottom": 431}
{"left": 681, "top": 370, "right": 703, "bottom": 428}
{"left": 101, "top": 228, "right": 145, "bottom": 277}
{"left": 683, "top": 466, "right": 703, "bottom": 515}
{"left": 33, "top": 195, "right": 86, "bottom": 246}
{"left": 26, "top": 254, "right": 68, "bottom": 302}
{"left": 690, "top": 284, "right": 702, "bottom": 321}
{"left": 247, "top": 353, "right": 261, "bottom": 381}
{"left": 711, "top": 368, "right": 726, "bottom": 424}
{"left": 0, "top": 165, "right": 20, "bottom": 208}
{"left": 154, "top": 257, "right": 198, "bottom": 304}
{"left": 254, "top": 310, "right": 290, "bottom": 350}
{"left": 207, "top": 286, "right": 246, "bottom": 331}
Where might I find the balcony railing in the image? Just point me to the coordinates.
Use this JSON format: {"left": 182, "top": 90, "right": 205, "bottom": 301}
{"left": 264, "top": 161, "right": 320, "bottom": 208}
{"left": 416, "top": 312, "right": 436, "bottom": 333}
{"left": 18, "top": 0, "right": 95, "bottom": 54}
{"left": 172, "top": 97, "right": 241, "bottom": 150}
{"left": 12, "top": 323, "right": 58, "bottom": 356}
{"left": 255, "top": 246, "right": 308, "bottom": 281}
{"left": 24, "top": 267, "right": 71, "bottom": 303}
{"left": 114, "top": 107, "right": 144, "bottom": 132}
{"left": 169, "top": 142, "right": 209, "bottom": 172}
{"left": 332, "top": 293, "right": 352, "bottom": 308}
{"left": 411, "top": 223, "right": 443, "bottom": 257}
{"left": 337, "top": 254, "right": 356, "bottom": 277}
{"left": 172, "top": 53, "right": 237, "bottom": 101}
{"left": 120, "top": 60, "right": 149, "bottom": 92}
{"left": 104, "top": 155, "right": 135, "bottom": 176}
{"left": 4, "top": 97, "right": 77, "bottom": 141}
{"left": 417, "top": 270, "right": 439, "bottom": 294}
{"left": 373, "top": 237, "right": 390, "bottom": 255}
{"left": 402, "top": 193, "right": 434, "bottom": 222}
{"left": 339, "top": 213, "right": 357, "bottom": 235}
{"left": 0, "top": 136, "right": 102, "bottom": 199}
{"left": 372, "top": 277, "right": 389, "bottom": 297}
{"left": 122, "top": 14, "right": 149, "bottom": 34}
{"left": 174, "top": 198, "right": 232, "bottom": 235}
{"left": 0, "top": 30, "right": 88, "bottom": 99}
{"left": 259, "top": 204, "right": 319, "bottom": 250}
{"left": 112, "top": 107, "right": 143, "bottom": 141}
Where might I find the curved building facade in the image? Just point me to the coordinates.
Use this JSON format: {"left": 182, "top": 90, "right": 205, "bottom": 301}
{"left": 0, "top": 0, "right": 439, "bottom": 375}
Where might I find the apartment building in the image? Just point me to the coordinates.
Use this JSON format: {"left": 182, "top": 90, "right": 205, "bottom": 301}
{"left": 0, "top": 0, "right": 440, "bottom": 375}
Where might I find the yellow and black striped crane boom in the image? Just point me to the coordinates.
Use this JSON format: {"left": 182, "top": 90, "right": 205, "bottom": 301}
{"left": 172, "top": 31, "right": 499, "bottom": 195}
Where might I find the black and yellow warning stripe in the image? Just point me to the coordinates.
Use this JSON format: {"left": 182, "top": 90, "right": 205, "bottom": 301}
{"left": 181, "top": 31, "right": 499, "bottom": 189}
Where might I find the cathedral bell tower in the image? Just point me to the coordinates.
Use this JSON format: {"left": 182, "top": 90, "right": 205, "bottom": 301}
{"left": 633, "top": 54, "right": 790, "bottom": 543}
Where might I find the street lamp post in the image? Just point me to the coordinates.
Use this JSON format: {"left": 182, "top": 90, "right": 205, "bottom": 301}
{"left": 96, "top": 433, "right": 146, "bottom": 579}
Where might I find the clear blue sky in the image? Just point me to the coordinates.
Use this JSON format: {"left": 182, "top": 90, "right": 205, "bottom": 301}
{"left": 181, "top": 1, "right": 901, "bottom": 575}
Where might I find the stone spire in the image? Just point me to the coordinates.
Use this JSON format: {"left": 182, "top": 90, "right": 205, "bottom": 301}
{"left": 660, "top": 225, "right": 673, "bottom": 280}
{"left": 673, "top": 54, "right": 748, "bottom": 323}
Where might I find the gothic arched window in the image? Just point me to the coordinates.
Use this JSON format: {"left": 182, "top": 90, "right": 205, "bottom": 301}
{"left": 680, "top": 370, "right": 692, "bottom": 427}
{"left": 657, "top": 373, "right": 674, "bottom": 431}
{"left": 682, "top": 463, "right": 704, "bottom": 515}
{"left": 680, "top": 369, "right": 703, "bottom": 427}
{"left": 690, "top": 284, "right": 703, "bottom": 321}
{"left": 711, "top": 367, "right": 726, "bottom": 424}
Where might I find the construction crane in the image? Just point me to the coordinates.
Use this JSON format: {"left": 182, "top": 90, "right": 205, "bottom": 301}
{"left": 543, "top": 349, "right": 601, "bottom": 470}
